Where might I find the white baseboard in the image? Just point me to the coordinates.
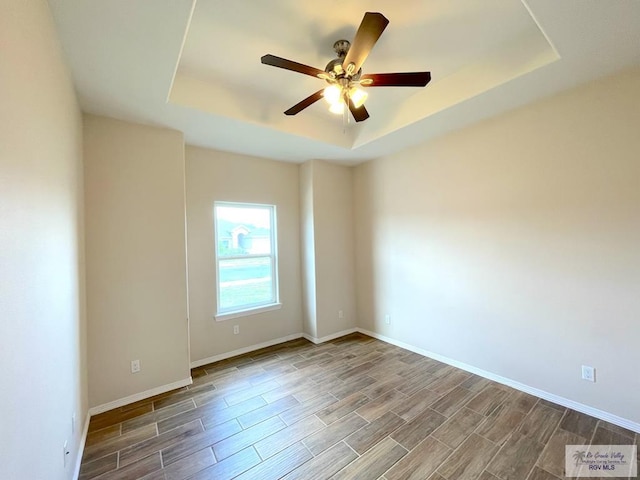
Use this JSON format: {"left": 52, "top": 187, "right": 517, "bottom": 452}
{"left": 302, "top": 327, "right": 358, "bottom": 345}
{"left": 73, "top": 411, "right": 91, "bottom": 480}
{"left": 83, "top": 327, "right": 638, "bottom": 438}
{"left": 88, "top": 377, "right": 193, "bottom": 416}
{"left": 191, "top": 328, "right": 357, "bottom": 368}
{"left": 357, "top": 328, "right": 640, "bottom": 434}
{"left": 190, "top": 333, "right": 303, "bottom": 368}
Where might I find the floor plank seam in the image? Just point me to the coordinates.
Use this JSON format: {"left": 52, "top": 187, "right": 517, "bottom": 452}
{"left": 79, "top": 334, "right": 637, "bottom": 480}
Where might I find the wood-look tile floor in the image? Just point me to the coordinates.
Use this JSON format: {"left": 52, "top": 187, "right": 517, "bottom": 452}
{"left": 80, "top": 333, "right": 639, "bottom": 480}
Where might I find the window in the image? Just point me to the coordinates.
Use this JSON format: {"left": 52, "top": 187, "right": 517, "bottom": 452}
{"left": 214, "top": 202, "right": 279, "bottom": 320}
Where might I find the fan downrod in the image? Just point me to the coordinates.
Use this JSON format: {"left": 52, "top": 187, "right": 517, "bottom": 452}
{"left": 333, "top": 39, "right": 351, "bottom": 57}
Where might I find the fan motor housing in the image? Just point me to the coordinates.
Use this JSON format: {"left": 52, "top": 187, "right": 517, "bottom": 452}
{"left": 325, "top": 40, "right": 361, "bottom": 81}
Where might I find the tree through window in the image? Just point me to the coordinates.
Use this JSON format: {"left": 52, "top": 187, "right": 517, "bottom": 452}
{"left": 213, "top": 202, "right": 279, "bottom": 318}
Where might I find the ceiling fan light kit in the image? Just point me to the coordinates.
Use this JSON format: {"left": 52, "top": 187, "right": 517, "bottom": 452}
{"left": 323, "top": 83, "right": 342, "bottom": 106}
{"left": 261, "top": 12, "right": 431, "bottom": 123}
{"left": 322, "top": 74, "right": 368, "bottom": 114}
{"left": 328, "top": 100, "right": 345, "bottom": 115}
{"left": 349, "top": 86, "right": 368, "bottom": 108}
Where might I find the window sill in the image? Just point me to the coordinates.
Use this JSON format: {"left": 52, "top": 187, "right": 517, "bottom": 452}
{"left": 215, "top": 303, "right": 282, "bottom": 322}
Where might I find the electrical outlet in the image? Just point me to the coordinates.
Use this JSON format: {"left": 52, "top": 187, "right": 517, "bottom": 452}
{"left": 131, "top": 359, "right": 141, "bottom": 374}
{"left": 338, "top": 310, "right": 344, "bottom": 319}
{"left": 63, "top": 441, "right": 69, "bottom": 467}
{"left": 385, "top": 314, "right": 391, "bottom": 325}
{"left": 581, "top": 365, "right": 595, "bottom": 382}
{"left": 233, "top": 325, "right": 240, "bottom": 335}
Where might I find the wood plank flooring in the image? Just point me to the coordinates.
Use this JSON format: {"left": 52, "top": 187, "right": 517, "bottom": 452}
{"left": 79, "top": 333, "right": 639, "bottom": 480}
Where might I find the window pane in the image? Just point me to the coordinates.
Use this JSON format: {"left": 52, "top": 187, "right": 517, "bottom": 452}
{"left": 219, "top": 257, "right": 273, "bottom": 311}
{"left": 216, "top": 205, "right": 272, "bottom": 257}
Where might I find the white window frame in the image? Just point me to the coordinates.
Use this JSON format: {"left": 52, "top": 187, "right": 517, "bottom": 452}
{"left": 213, "top": 201, "right": 280, "bottom": 321}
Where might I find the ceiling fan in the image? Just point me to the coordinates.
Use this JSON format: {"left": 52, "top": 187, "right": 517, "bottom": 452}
{"left": 261, "top": 12, "right": 431, "bottom": 123}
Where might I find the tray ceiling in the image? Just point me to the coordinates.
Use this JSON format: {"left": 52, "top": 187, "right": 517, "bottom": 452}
{"left": 48, "top": 0, "right": 640, "bottom": 163}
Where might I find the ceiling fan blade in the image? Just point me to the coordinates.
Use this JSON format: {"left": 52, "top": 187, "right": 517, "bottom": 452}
{"left": 284, "top": 90, "right": 324, "bottom": 116}
{"left": 361, "top": 72, "right": 431, "bottom": 87}
{"left": 261, "top": 54, "right": 325, "bottom": 78}
{"left": 348, "top": 99, "right": 370, "bottom": 122}
{"left": 342, "top": 12, "right": 389, "bottom": 74}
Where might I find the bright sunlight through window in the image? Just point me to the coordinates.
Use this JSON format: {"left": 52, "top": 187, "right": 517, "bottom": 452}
{"left": 214, "top": 202, "right": 279, "bottom": 320}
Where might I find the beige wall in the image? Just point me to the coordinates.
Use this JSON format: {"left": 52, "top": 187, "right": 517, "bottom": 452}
{"left": 354, "top": 67, "right": 640, "bottom": 424}
{"left": 186, "top": 146, "right": 302, "bottom": 363}
{"left": 299, "top": 161, "right": 318, "bottom": 338}
{"left": 0, "top": 1, "right": 87, "bottom": 478}
{"left": 83, "top": 115, "right": 190, "bottom": 407}
{"left": 302, "top": 160, "right": 357, "bottom": 339}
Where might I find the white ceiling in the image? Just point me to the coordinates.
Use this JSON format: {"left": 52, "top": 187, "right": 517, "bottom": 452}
{"left": 48, "top": 0, "right": 640, "bottom": 164}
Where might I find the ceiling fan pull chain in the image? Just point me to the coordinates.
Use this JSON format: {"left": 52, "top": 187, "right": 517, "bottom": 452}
{"left": 343, "top": 102, "right": 347, "bottom": 133}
